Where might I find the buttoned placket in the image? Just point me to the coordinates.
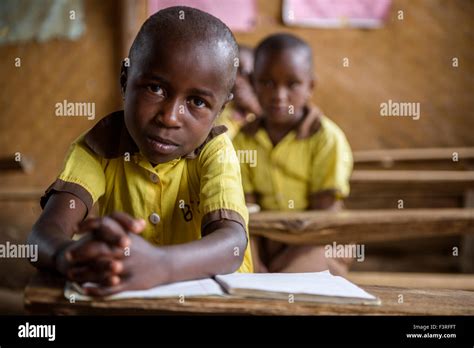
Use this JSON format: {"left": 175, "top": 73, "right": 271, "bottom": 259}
{"left": 258, "top": 130, "right": 296, "bottom": 210}
{"left": 135, "top": 154, "right": 163, "bottom": 244}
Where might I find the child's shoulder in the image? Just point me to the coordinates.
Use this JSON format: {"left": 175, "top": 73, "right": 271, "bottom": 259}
{"left": 232, "top": 117, "right": 263, "bottom": 145}
{"left": 185, "top": 125, "right": 231, "bottom": 162}
{"left": 315, "top": 115, "right": 348, "bottom": 140}
{"left": 308, "top": 115, "right": 352, "bottom": 157}
{"left": 80, "top": 110, "right": 137, "bottom": 159}
{"left": 60, "top": 111, "right": 130, "bottom": 170}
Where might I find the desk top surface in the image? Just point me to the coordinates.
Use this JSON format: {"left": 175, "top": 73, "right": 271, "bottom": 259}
{"left": 24, "top": 272, "right": 474, "bottom": 316}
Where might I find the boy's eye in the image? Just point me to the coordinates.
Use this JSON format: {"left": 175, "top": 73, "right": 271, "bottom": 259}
{"left": 261, "top": 80, "right": 274, "bottom": 88}
{"left": 187, "top": 97, "right": 207, "bottom": 109}
{"left": 289, "top": 81, "right": 301, "bottom": 89}
{"left": 147, "top": 84, "right": 165, "bottom": 96}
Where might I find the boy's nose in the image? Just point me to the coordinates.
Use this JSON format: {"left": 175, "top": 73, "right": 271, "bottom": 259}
{"left": 272, "top": 86, "right": 288, "bottom": 103}
{"left": 155, "top": 99, "right": 182, "bottom": 128}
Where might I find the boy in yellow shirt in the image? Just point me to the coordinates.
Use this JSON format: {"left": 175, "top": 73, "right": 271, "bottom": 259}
{"left": 233, "top": 33, "right": 353, "bottom": 274}
{"left": 28, "top": 6, "right": 252, "bottom": 297}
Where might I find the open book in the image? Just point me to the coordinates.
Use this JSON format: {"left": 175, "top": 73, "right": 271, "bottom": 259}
{"left": 65, "top": 271, "right": 380, "bottom": 305}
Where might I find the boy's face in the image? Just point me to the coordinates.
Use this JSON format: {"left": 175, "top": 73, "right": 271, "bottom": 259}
{"left": 253, "top": 49, "right": 314, "bottom": 124}
{"left": 122, "top": 40, "right": 232, "bottom": 164}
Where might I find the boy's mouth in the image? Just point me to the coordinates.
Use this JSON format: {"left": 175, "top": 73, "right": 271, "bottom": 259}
{"left": 269, "top": 104, "right": 290, "bottom": 115}
{"left": 146, "top": 134, "right": 179, "bottom": 155}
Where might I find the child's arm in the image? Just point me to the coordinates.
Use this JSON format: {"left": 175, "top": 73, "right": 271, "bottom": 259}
{"left": 28, "top": 192, "right": 142, "bottom": 284}
{"left": 83, "top": 219, "right": 247, "bottom": 297}
{"left": 244, "top": 193, "right": 257, "bottom": 204}
{"left": 308, "top": 190, "right": 343, "bottom": 211}
{"left": 28, "top": 192, "right": 88, "bottom": 271}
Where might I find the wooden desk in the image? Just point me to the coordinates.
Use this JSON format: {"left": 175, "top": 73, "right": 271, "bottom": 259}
{"left": 24, "top": 272, "right": 474, "bottom": 315}
{"left": 347, "top": 272, "right": 474, "bottom": 291}
{"left": 353, "top": 147, "right": 474, "bottom": 171}
{"left": 248, "top": 209, "right": 474, "bottom": 245}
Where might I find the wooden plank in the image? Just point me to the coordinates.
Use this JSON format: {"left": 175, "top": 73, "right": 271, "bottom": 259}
{"left": 461, "top": 190, "right": 474, "bottom": 272}
{"left": 349, "top": 236, "right": 461, "bottom": 273}
{"left": 0, "top": 154, "right": 34, "bottom": 173}
{"left": 354, "top": 147, "right": 474, "bottom": 170}
{"left": 350, "top": 170, "right": 474, "bottom": 196}
{"left": 348, "top": 170, "right": 474, "bottom": 209}
{"left": 24, "top": 272, "right": 474, "bottom": 315}
{"left": 347, "top": 272, "right": 474, "bottom": 290}
{"left": 0, "top": 188, "right": 43, "bottom": 201}
{"left": 249, "top": 209, "right": 474, "bottom": 245}
{"left": 350, "top": 254, "right": 460, "bottom": 273}
{"left": 346, "top": 195, "right": 462, "bottom": 209}
{"left": 118, "top": 0, "right": 148, "bottom": 59}
{"left": 0, "top": 288, "right": 25, "bottom": 314}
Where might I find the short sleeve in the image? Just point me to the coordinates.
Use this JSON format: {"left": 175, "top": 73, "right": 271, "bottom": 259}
{"left": 232, "top": 133, "right": 255, "bottom": 195}
{"left": 198, "top": 133, "right": 253, "bottom": 273}
{"left": 40, "top": 137, "right": 106, "bottom": 213}
{"left": 310, "top": 123, "right": 353, "bottom": 199}
{"left": 198, "top": 134, "right": 249, "bottom": 231}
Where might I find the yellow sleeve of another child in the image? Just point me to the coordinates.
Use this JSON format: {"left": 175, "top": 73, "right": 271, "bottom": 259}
{"left": 310, "top": 118, "right": 353, "bottom": 199}
{"left": 231, "top": 132, "right": 255, "bottom": 195}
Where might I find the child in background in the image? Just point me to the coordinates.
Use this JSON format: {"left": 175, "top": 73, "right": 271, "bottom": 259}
{"left": 233, "top": 33, "right": 353, "bottom": 274}
{"left": 28, "top": 6, "right": 253, "bottom": 297}
{"left": 216, "top": 45, "right": 262, "bottom": 139}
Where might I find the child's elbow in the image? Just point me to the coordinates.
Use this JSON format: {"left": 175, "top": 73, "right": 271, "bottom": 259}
{"left": 228, "top": 227, "right": 248, "bottom": 273}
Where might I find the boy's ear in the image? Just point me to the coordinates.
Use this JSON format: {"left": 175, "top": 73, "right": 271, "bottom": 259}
{"left": 217, "top": 92, "right": 234, "bottom": 116}
{"left": 310, "top": 75, "right": 317, "bottom": 90}
{"left": 216, "top": 92, "right": 234, "bottom": 118}
{"left": 120, "top": 60, "right": 129, "bottom": 98}
{"left": 308, "top": 75, "right": 317, "bottom": 98}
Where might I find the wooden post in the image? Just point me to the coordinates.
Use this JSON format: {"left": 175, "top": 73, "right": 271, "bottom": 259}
{"left": 119, "top": 0, "right": 148, "bottom": 60}
{"left": 461, "top": 190, "right": 474, "bottom": 272}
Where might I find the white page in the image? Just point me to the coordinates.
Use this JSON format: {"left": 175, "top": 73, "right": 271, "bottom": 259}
{"left": 64, "top": 278, "right": 225, "bottom": 301}
{"left": 215, "top": 271, "right": 377, "bottom": 300}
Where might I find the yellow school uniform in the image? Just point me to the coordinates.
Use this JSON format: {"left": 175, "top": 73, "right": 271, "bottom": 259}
{"left": 216, "top": 102, "right": 258, "bottom": 140}
{"left": 233, "top": 112, "right": 353, "bottom": 211}
{"left": 41, "top": 111, "right": 253, "bottom": 273}
{"left": 216, "top": 104, "right": 242, "bottom": 140}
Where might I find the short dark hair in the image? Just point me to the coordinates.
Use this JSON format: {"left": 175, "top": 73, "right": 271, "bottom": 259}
{"left": 129, "top": 6, "right": 239, "bottom": 92}
{"left": 254, "top": 33, "right": 313, "bottom": 73}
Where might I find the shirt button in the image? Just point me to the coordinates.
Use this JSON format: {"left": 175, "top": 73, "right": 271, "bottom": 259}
{"left": 150, "top": 173, "right": 159, "bottom": 183}
{"left": 149, "top": 212, "right": 161, "bottom": 225}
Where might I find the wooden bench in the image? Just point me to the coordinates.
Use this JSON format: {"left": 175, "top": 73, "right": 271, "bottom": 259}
{"left": 347, "top": 170, "right": 474, "bottom": 209}
{"left": 24, "top": 272, "right": 474, "bottom": 315}
{"left": 0, "top": 154, "right": 34, "bottom": 173}
{"left": 249, "top": 208, "right": 474, "bottom": 245}
{"left": 353, "top": 147, "right": 474, "bottom": 171}
{"left": 0, "top": 188, "right": 43, "bottom": 201}
{"left": 249, "top": 208, "right": 474, "bottom": 274}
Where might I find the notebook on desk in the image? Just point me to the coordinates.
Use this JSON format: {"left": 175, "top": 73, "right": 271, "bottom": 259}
{"left": 65, "top": 271, "right": 381, "bottom": 305}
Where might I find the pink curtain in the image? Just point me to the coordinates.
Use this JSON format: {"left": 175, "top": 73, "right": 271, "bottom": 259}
{"left": 148, "top": 0, "right": 257, "bottom": 32}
